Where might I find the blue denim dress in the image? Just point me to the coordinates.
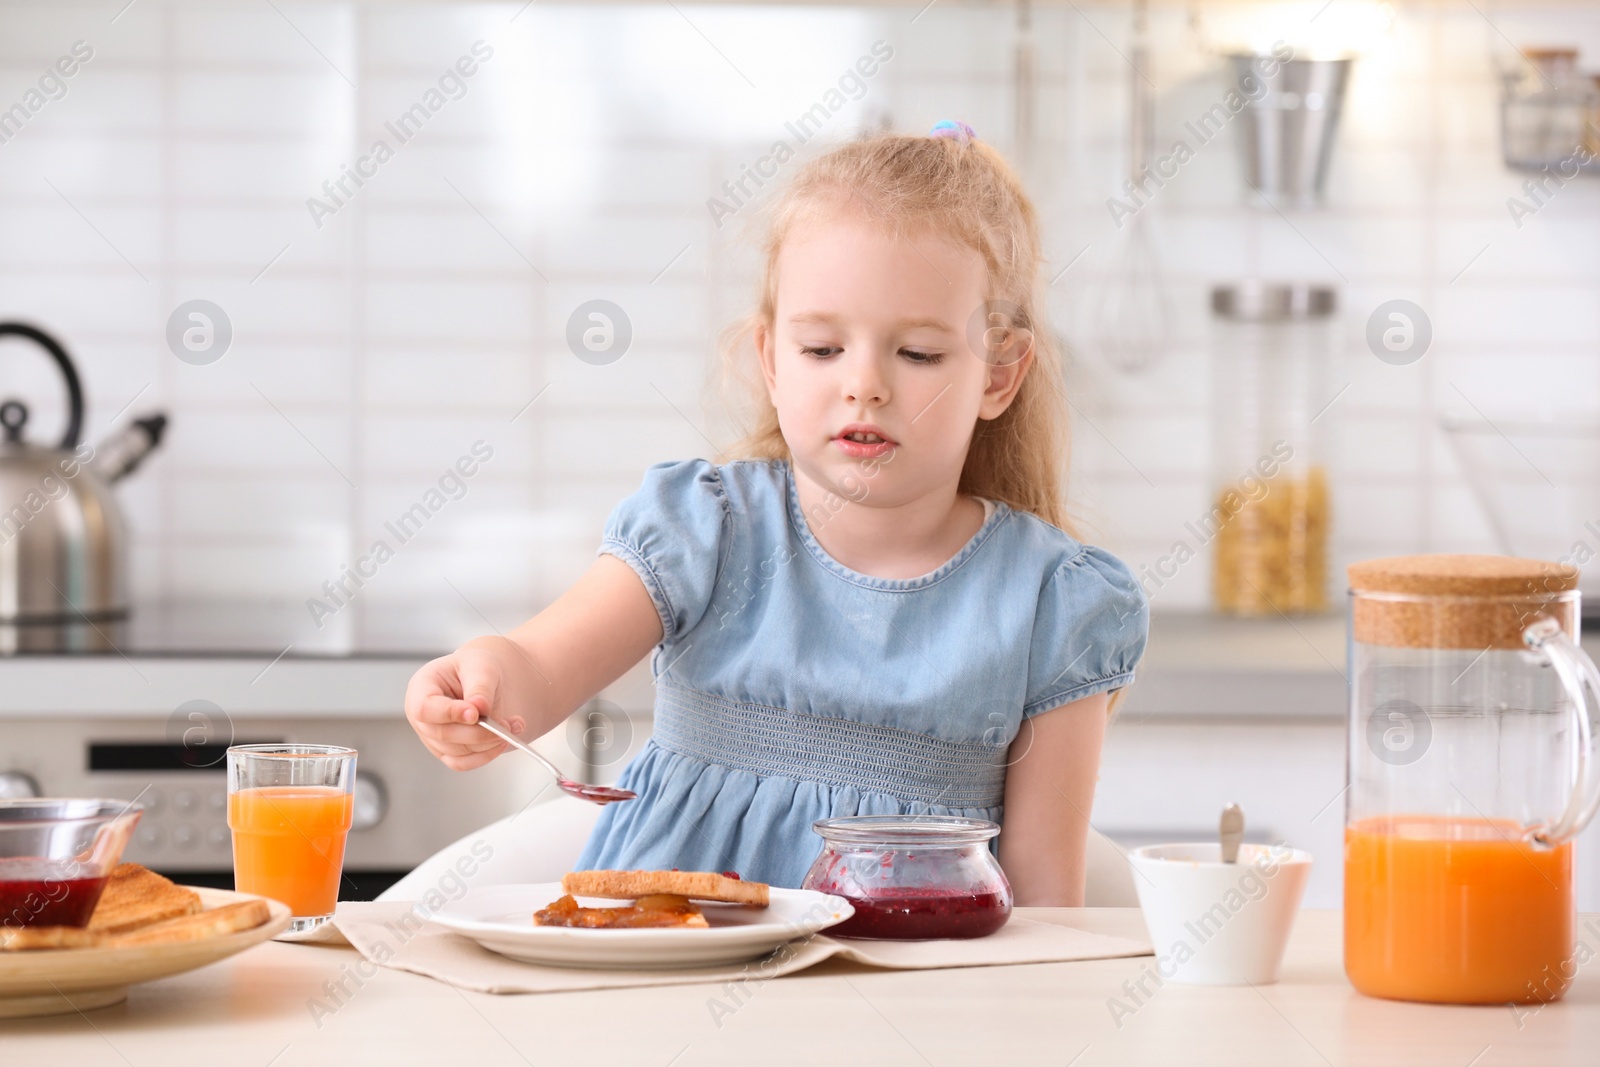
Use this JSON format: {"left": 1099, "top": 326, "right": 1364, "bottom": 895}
{"left": 573, "top": 458, "right": 1149, "bottom": 888}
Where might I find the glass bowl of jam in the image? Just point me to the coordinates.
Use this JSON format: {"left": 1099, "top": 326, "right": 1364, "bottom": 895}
{"left": 801, "top": 815, "right": 1012, "bottom": 940}
{"left": 0, "top": 798, "right": 144, "bottom": 928}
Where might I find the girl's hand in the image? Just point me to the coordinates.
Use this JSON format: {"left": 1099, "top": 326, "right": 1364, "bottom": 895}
{"left": 405, "top": 638, "right": 531, "bottom": 771}
{"left": 404, "top": 555, "right": 665, "bottom": 772}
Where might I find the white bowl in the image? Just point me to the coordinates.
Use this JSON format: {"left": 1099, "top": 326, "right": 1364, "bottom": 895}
{"left": 1127, "top": 842, "right": 1312, "bottom": 985}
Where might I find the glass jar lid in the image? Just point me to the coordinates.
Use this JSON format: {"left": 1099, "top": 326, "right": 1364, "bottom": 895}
{"left": 1348, "top": 553, "right": 1579, "bottom": 649}
{"left": 811, "top": 815, "right": 1000, "bottom": 847}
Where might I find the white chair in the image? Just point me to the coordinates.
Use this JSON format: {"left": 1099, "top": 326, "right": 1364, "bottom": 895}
{"left": 377, "top": 799, "right": 1139, "bottom": 907}
{"left": 377, "top": 798, "right": 604, "bottom": 902}
{"left": 1081, "top": 828, "right": 1139, "bottom": 907}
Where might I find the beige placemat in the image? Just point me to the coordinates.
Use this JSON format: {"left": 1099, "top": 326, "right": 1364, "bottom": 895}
{"left": 287, "top": 900, "right": 1151, "bottom": 995}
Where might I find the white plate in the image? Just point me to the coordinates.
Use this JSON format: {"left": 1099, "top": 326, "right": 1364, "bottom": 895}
{"left": 421, "top": 882, "right": 853, "bottom": 969}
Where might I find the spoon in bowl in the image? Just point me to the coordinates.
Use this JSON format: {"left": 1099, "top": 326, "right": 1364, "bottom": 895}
{"left": 1220, "top": 802, "right": 1245, "bottom": 863}
{"left": 476, "top": 717, "right": 636, "bottom": 805}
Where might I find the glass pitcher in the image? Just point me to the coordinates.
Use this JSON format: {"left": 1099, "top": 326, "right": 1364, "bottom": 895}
{"left": 1345, "top": 554, "right": 1600, "bottom": 1004}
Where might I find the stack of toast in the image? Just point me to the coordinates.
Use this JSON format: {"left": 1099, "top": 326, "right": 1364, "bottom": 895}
{"left": 534, "top": 869, "right": 771, "bottom": 928}
{"left": 0, "top": 863, "right": 271, "bottom": 951}
{"left": 563, "top": 869, "right": 770, "bottom": 907}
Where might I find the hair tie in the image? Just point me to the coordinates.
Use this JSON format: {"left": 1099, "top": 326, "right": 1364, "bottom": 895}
{"left": 929, "top": 120, "right": 976, "bottom": 145}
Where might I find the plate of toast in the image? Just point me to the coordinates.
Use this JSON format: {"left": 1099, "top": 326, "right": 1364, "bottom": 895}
{"left": 0, "top": 862, "right": 290, "bottom": 1018}
{"left": 424, "top": 870, "right": 853, "bottom": 969}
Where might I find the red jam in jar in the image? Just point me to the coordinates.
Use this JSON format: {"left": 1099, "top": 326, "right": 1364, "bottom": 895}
{"left": 802, "top": 816, "right": 1012, "bottom": 940}
{"left": 0, "top": 798, "right": 142, "bottom": 929}
{"left": 823, "top": 889, "right": 1010, "bottom": 939}
{"left": 0, "top": 859, "right": 111, "bottom": 928}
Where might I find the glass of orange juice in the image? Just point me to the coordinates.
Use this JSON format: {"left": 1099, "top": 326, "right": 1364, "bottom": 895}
{"left": 226, "top": 744, "right": 356, "bottom": 934}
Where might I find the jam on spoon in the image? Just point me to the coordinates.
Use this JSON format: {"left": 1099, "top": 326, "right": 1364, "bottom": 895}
{"left": 477, "top": 717, "right": 635, "bottom": 805}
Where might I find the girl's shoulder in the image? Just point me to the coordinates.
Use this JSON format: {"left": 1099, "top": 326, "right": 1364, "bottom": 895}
{"left": 602, "top": 457, "right": 791, "bottom": 642}
{"left": 714, "top": 456, "right": 790, "bottom": 499}
{"left": 622, "top": 456, "right": 788, "bottom": 517}
{"left": 990, "top": 505, "right": 1142, "bottom": 597}
{"left": 609, "top": 457, "right": 797, "bottom": 556}
{"left": 991, "top": 509, "right": 1149, "bottom": 715}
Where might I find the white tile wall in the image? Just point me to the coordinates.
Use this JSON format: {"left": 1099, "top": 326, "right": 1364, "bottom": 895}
{"left": 0, "top": 0, "right": 1596, "bottom": 632}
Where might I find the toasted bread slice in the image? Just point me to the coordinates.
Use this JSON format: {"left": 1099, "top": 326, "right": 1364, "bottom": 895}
{"left": 106, "top": 899, "right": 271, "bottom": 948}
{"left": 87, "top": 862, "right": 203, "bottom": 935}
{"left": 534, "top": 893, "right": 710, "bottom": 929}
{"left": 0, "top": 925, "right": 103, "bottom": 951}
{"left": 562, "top": 870, "right": 769, "bottom": 907}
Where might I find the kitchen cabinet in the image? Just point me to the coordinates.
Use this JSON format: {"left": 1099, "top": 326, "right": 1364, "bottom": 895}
{"left": 1096, "top": 716, "right": 1348, "bottom": 906}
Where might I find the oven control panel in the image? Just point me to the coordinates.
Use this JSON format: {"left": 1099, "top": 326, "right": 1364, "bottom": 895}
{"left": 0, "top": 715, "right": 540, "bottom": 873}
{"left": 129, "top": 777, "right": 234, "bottom": 858}
{"left": 83, "top": 741, "right": 390, "bottom": 870}
{"left": 106, "top": 773, "right": 388, "bottom": 866}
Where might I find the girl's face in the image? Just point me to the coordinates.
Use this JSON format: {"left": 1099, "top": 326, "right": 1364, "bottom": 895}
{"left": 756, "top": 213, "right": 1031, "bottom": 509}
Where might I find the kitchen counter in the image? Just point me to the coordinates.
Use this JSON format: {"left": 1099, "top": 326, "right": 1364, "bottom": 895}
{"left": 1118, "top": 611, "right": 1347, "bottom": 721}
{"left": 1121, "top": 610, "right": 1600, "bottom": 721}
{"left": 0, "top": 656, "right": 426, "bottom": 718}
{"left": 0, "top": 611, "right": 1352, "bottom": 720}
{"left": 5, "top": 909, "right": 1597, "bottom": 1065}
{"left": 0, "top": 609, "right": 1345, "bottom": 720}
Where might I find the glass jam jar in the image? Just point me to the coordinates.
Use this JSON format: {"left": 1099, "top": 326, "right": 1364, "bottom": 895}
{"left": 800, "top": 816, "right": 1012, "bottom": 940}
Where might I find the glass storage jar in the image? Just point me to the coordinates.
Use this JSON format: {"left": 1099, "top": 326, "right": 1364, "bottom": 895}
{"left": 800, "top": 816, "right": 1012, "bottom": 940}
{"left": 1210, "top": 282, "right": 1336, "bottom": 615}
{"left": 1501, "top": 48, "right": 1591, "bottom": 168}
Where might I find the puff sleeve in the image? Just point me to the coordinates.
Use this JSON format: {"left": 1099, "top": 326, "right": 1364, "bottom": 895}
{"left": 598, "top": 459, "right": 730, "bottom": 643}
{"left": 1023, "top": 545, "right": 1150, "bottom": 717}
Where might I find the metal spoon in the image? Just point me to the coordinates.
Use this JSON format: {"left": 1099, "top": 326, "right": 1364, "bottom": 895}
{"left": 1220, "top": 802, "right": 1245, "bottom": 863}
{"left": 476, "top": 717, "right": 635, "bottom": 805}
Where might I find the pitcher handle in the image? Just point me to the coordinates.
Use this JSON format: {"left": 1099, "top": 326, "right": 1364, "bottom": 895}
{"left": 1524, "top": 615, "right": 1600, "bottom": 847}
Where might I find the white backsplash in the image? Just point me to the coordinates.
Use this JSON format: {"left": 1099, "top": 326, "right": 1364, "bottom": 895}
{"left": 1, "top": 0, "right": 1598, "bottom": 634}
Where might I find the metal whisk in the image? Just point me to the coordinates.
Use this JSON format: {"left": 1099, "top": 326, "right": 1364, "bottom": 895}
{"left": 1091, "top": 0, "right": 1170, "bottom": 375}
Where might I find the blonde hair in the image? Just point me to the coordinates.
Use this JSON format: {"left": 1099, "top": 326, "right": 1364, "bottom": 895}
{"left": 715, "top": 129, "right": 1075, "bottom": 534}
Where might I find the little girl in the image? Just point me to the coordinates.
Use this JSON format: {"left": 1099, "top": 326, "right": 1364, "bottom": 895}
{"left": 405, "top": 120, "right": 1148, "bottom": 906}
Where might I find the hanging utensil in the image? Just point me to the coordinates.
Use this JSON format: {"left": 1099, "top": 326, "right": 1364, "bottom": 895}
{"left": 1013, "top": 0, "right": 1036, "bottom": 181}
{"left": 1091, "top": 0, "right": 1171, "bottom": 375}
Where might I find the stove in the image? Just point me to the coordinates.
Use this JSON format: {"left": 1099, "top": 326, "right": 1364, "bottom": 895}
{"left": 0, "top": 601, "right": 648, "bottom": 898}
{"left": 1, "top": 598, "right": 514, "bottom": 658}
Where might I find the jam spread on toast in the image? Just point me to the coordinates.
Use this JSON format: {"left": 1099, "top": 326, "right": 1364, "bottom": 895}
{"left": 534, "top": 893, "right": 709, "bottom": 929}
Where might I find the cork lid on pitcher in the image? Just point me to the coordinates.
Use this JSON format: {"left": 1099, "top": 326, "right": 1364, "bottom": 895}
{"left": 1348, "top": 554, "right": 1579, "bottom": 650}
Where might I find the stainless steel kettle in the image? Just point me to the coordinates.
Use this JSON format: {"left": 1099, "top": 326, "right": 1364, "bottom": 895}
{"left": 0, "top": 323, "right": 166, "bottom": 652}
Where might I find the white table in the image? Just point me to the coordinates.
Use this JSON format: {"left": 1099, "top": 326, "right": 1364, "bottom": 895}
{"left": 3, "top": 910, "right": 1596, "bottom": 1065}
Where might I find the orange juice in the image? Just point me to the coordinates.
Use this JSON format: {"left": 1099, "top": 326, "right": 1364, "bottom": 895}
{"left": 1345, "top": 815, "right": 1573, "bottom": 1004}
{"left": 228, "top": 786, "right": 354, "bottom": 916}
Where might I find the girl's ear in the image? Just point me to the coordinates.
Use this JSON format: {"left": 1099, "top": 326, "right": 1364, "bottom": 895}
{"left": 754, "top": 319, "right": 779, "bottom": 398}
{"left": 978, "top": 330, "right": 1035, "bottom": 420}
